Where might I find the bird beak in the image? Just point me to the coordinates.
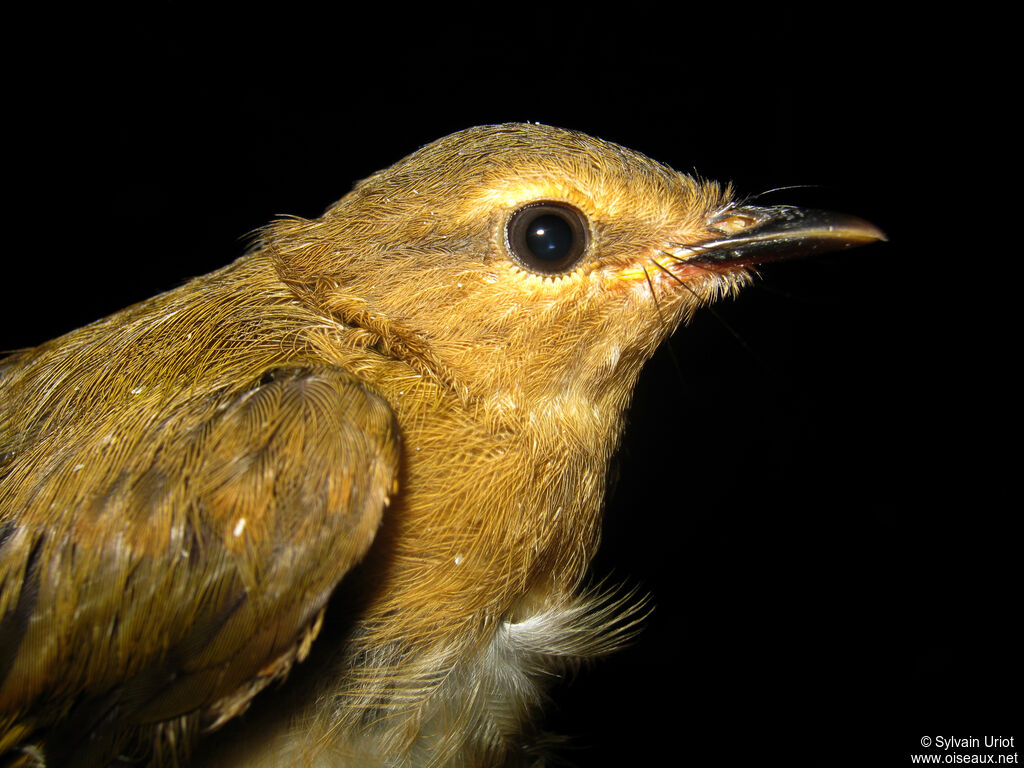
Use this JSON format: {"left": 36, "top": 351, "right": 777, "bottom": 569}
{"left": 687, "top": 205, "right": 886, "bottom": 269}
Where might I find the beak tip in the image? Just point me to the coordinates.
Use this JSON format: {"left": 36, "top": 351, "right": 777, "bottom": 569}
{"left": 839, "top": 215, "right": 887, "bottom": 244}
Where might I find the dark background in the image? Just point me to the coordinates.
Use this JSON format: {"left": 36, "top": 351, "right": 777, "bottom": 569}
{"left": 4, "top": 6, "right": 1016, "bottom": 766}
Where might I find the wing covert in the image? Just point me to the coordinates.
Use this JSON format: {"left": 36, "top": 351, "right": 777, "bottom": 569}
{"left": 0, "top": 365, "right": 399, "bottom": 764}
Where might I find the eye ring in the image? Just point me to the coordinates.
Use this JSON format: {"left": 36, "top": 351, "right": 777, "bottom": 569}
{"left": 506, "top": 202, "right": 590, "bottom": 275}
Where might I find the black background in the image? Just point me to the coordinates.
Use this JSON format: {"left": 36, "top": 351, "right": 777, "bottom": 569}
{"left": 4, "top": 6, "right": 1016, "bottom": 766}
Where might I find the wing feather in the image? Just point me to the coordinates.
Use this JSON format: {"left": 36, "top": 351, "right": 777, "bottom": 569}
{"left": 0, "top": 364, "right": 399, "bottom": 764}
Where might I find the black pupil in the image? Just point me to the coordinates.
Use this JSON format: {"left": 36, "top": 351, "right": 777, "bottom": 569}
{"left": 525, "top": 213, "right": 573, "bottom": 261}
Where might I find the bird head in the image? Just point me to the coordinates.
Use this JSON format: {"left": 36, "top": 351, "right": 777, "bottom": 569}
{"left": 267, "top": 123, "right": 883, "bottom": 424}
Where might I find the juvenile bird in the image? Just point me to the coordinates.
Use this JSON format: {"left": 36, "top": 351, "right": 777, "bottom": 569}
{"left": 0, "top": 124, "right": 883, "bottom": 767}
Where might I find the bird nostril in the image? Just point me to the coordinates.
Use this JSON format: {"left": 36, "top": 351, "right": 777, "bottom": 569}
{"left": 709, "top": 213, "right": 760, "bottom": 234}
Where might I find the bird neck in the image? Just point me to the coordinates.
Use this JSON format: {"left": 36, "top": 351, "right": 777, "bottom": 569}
{"left": 306, "top": 319, "right": 629, "bottom": 635}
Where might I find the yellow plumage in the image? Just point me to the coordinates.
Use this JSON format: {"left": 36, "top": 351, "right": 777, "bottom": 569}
{"left": 0, "top": 124, "right": 882, "bottom": 766}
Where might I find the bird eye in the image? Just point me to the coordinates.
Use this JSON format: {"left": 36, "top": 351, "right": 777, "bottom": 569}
{"left": 506, "top": 202, "right": 590, "bottom": 274}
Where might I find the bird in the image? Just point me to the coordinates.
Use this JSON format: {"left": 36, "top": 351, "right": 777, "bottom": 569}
{"left": 0, "top": 123, "right": 884, "bottom": 767}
